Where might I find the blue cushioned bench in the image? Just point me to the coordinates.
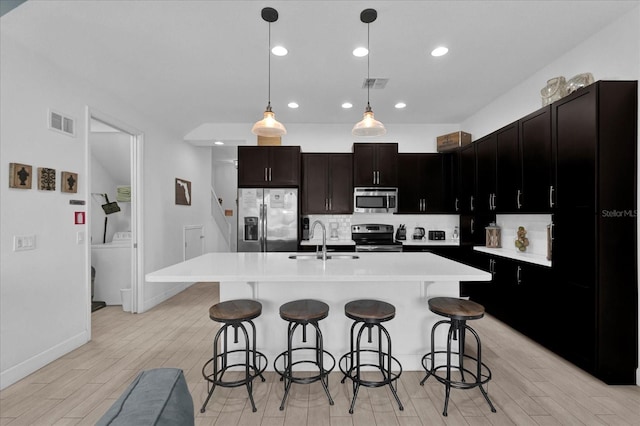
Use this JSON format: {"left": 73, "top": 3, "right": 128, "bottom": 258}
{"left": 96, "top": 368, "right": 194, "bottom": 426}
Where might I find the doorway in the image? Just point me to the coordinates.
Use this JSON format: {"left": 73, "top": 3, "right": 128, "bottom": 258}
{"left": 85, "top": 107, "right": 143, "bottom": 330}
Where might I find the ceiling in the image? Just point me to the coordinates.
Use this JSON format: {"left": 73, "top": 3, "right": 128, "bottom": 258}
{"left": 2, "top": 1, "right": 638, "bottom": 141}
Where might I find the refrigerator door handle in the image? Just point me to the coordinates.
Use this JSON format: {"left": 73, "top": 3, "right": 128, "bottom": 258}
{"left": 260, "top": 203, "right": 266, "bottom": 251}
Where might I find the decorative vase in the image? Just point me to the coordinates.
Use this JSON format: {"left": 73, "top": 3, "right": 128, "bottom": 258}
{"left": 515, "top": 226, "right": 529, "bottom": 252}
{"left": 540, "top": 76, "right": 567, "bottom": 106}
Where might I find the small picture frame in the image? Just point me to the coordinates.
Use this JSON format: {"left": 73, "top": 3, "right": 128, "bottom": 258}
{"left": 38, "top": 167, "right": 56, "bottom": 191}
{"left": 9, "top": 163, "right": 33, "bottom": 189}
{"left": 175, "top": 178, "right": 191, "bottom": 206}
{"left": 61, "top": 171, "right": 78, "bottom": 193}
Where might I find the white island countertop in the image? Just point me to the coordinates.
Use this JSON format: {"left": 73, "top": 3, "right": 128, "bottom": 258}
{"left": 145, "top": 252, "right": 491, "bottom": 283}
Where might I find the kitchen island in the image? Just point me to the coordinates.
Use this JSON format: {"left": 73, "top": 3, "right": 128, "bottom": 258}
{"left": 146, "top": 252, "right": 491, "bottom": 370}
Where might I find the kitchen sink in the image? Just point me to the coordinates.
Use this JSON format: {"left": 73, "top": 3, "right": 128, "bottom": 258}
{"left": 288, "top": 254, "right": 359, "bottom": 260}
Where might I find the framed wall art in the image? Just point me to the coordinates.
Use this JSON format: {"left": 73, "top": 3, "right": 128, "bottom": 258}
{"left": 38, "top": 167, "right": 56, "bottom": 191}
{"left": 8, "top": 163, "right": 33, "bottom": 189}
{"left": 61, "top": 171, "right": 78, "bottom": 193}
{"left": 175, "top": 178, "right": 191, "bottom": 206}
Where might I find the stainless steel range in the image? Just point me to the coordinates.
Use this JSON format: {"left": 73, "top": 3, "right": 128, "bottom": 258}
{"left": 351, "top": 224, "right": 404, "bottom": 252}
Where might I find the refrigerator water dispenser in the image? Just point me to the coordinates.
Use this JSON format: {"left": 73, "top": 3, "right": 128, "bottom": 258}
{"left": 244, "top": 217, "right": 258, "bottom": 241}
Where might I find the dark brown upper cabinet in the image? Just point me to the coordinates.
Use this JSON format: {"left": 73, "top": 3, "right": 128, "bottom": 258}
{"left": 519, "top": 106, "right": 553, "bottom": 212}
{"left": 238, "top": 146, "right": 301, "bottom": 187}
{"left": 398, "top": 153, "right": 447, "bottom": 213}
{"left": 353, "top": 143, "right": 398, "bottom": 187}
{"left": 302, "top": 153, "right": 353, "bottom": 214}
{"left": 457, "top": 143, "right": 476, "bottom": 213}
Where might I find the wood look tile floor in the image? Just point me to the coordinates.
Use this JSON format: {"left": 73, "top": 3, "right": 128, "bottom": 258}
{"left": 1, "top": 281, "right": 639, "bottom": 425}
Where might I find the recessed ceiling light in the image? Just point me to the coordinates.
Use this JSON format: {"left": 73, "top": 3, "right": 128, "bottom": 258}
{"left": 214, "top": 140, "right": 224, "bottom": 145}
{"left": 352, "top": 47, "right": 368, "bottom": 57}
{"left": 431, "top": 46, "right": 449, "bottom": 57}
{"left": 342, "top": 102, "right": 353, "bottom": 109}
{"left": 395, "top": 102, "right": 407, "bottom": 109}
{"left": 272, "top": 45, "right": 288, "bottom": 56}
{"left": 288, "top": 102, "right": 299, "bottom": 109}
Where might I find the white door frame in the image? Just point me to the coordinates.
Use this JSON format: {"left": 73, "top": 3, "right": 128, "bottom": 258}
{"left": 85, "top": 107, "right": 144, "bottom": 330}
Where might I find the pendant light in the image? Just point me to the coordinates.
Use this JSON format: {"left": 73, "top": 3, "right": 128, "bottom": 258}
{"left": 352, "top": 8, "right": 386, "bottom": 137}
{"left": 252, "top": 7, "right": 287, "bottom": 137}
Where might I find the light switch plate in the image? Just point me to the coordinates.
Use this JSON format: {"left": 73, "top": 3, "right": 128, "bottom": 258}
{"left": 13, "top": 235, "right": 36, "bottom": 251}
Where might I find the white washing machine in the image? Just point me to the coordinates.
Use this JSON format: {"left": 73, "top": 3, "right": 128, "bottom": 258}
{"left": 91, "top": 232, "right": 132, "bottom": 305}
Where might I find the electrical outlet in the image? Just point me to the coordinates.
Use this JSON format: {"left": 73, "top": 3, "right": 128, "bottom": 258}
{"left": 13, "top": 235, "right": 36, "bottom": 251}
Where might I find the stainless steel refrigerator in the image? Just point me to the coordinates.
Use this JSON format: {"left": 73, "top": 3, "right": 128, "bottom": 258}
{"left": 237, "top": 188, "right": 298, "bottom": 252}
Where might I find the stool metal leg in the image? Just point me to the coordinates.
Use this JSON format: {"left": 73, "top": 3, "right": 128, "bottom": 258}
{"left": 200, "top": 323, "right": 227, "bottom": 413}
{"left": 279, "top": 322, "right": 298, "bottom": 410}
{"left": 379, "top": 323, "right": 404, "bottom": 411}
{"left": 443, "top": 323, "right": 456, "bottom": 416}
{"left": 312, "top": 321, "right": 334, "bottom": 406}
{"left": 466, "top": 324, "right": 497, "bottom": 413}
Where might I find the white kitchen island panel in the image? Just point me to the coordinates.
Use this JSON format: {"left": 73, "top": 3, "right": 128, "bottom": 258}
{"left": 146, "top": 252, "right": 491, "bottom": 371}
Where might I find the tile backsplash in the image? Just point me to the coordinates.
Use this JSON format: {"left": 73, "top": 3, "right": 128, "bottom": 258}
{"left": 304, "top": 213, "right": 460, "bottom": 241}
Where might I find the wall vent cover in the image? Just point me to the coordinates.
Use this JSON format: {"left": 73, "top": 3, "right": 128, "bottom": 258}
{"left": 362, "top": 78, "right": 389, "bottom": 89}
{"left": 48, "top": 109, "right": 76, "bottom": 137}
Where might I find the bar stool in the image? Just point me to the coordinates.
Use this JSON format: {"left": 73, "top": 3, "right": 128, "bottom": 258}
{"left": 200, "top": 299, "right": 267, "bottom": 413}
{"left": 339, "top": 299, "right": 403, "bottom": 414}
{"left": 420, "top": 297, "right": 496, "bottom": 416}
{"left": 273, "top": 299, "right": 335, "bottom": 410}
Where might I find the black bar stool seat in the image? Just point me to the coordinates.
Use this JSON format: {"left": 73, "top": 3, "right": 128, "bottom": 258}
{"left": 420, "top": 297, "right": 496, "bottom": 416}
{"left": 339, "top": 299, "right": 403, "bottom": 414}
{"left": 200, "top": 299, "right": 267, "bottom": 413}
{"left": 274, "top": 299, "right": 335, "bottom": 410}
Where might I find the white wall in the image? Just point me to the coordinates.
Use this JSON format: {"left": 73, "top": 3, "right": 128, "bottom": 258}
{"left": 461, "top": 7, "right": 640, "bottom": 140}
{"left": 461, "top": 6, "right": 640, "bottom": 385}
{"left": 0, "top": 33, "right": 220, "bottom": 389}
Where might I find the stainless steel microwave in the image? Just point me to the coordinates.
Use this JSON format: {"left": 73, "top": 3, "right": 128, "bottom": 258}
{"left": 353, "top": 187, "right": 398, "bottom": 213}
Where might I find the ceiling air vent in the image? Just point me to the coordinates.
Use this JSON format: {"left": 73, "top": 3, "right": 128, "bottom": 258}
{"left": 48, "top": 109, "right": 76, "bottom": 137}
{"left": 362, "top": 78, "right": 389, "bottom": 89}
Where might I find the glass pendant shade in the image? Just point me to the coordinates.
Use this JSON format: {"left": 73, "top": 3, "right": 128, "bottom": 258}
{"left": 352, "top": 105, "right": 386, "bottom": 136}
{"left": 252, "top": 106, "right": 287, "bottom": 137}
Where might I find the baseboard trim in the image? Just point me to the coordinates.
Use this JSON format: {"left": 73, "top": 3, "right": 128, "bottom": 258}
{"left": 0, "top": 330, "right": 89, "bottom": 390}
{"left": 141, "top": 282, "right": 194, "bottom": 313}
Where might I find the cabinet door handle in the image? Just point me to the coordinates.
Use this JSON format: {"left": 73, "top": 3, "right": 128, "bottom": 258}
{"left": 373, "top": 171, "right": 376, "bottom": 185}
{"left": 516, "top": 265, "right": 522, "bottom": 284}
{"left": 550, "top": 222, "right": 554, "bottom": 240}
{"left": 424, "top": 199, "right": 427, "bottom": 211}
{"left": 329, "top": 198, "right": 332, "bottom": 211}
{"left": 517, "top": 190, "right": 522, "bottom": 209}
{"left": 325, "top": 199, "right": 329, "bottom": 211}
{"left": 489, "top": 194, "right": 493, "bottom": 210}
{"left": 489, "top": 259, "right": 495, "bottom": 274}
{"left": 377, "top": 171, "right": 380, "bottom": 185}
{"left": 470, "top": 196, "right": 474, "bottom": 211}
{"left": 492, "top": 193, "right": 497, "bottom": 210}
{"left": 455, "top": 198, "right": 459, "bottom": 212}
{"left": 470, "top": 218, "right": 474, "bottom": 234}
{"left": 549, "top": 185, "right": 555, "bottom": 208}
{"left": 264, "top": 167, "right": 268, "bottom": 182}
{"left": 269, "top": 167, "right": 272, "bottom": 182}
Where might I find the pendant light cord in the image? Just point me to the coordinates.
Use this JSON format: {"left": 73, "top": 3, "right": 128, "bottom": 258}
{"left": 267, "top": 21, "right": 272, "bottom": 108}
{"left": 366, "top": 21, "right": 370, "bottom": 108}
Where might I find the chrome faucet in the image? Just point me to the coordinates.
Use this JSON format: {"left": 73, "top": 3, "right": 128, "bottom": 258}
{"left": 309, "top": 220, "right": 327, "bottom": 260}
